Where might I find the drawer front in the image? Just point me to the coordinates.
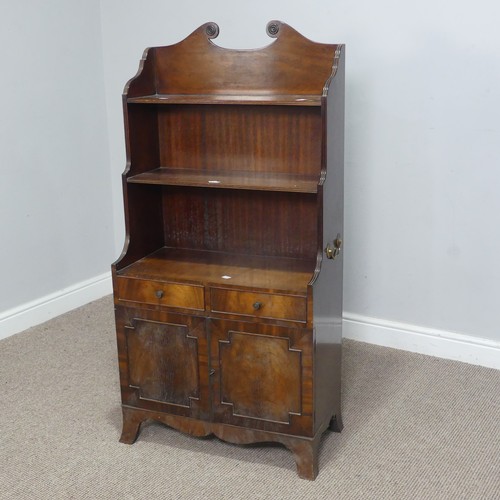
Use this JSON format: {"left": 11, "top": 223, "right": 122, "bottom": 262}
{"left": 116, "top": 277, "right": 204, "bottom": 311}
{"left": 210, "top": 288, "right": 306, "bottom": 322}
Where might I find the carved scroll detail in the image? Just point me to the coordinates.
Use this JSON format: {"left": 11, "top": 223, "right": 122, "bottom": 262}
{"left": 266, "top": 20, "right": 281, "bottom": 38}
{"left": 205, "top": 22, "right": 219, "bottom": 39}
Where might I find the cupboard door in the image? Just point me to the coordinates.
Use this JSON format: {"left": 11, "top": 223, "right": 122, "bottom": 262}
{"left": 209, "top": 319, "right": 313, "bottom": 436}
{"left": 116, "top": 307, "right": 210, "bottom": 420}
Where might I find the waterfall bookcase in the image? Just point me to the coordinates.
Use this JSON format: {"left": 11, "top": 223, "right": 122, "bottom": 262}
{"left": 112, "top": 20, "right": 345, "bottom": 480}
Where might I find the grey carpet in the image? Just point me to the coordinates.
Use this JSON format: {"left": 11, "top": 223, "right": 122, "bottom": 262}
{"left": 0, "top": 296, "right": 499, "bottom": 500}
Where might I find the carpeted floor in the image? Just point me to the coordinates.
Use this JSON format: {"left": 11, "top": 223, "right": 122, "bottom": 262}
{"left": 0, "top": 296, "right": 499, "bottom": 499}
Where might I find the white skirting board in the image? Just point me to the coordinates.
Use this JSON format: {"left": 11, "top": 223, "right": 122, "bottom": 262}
{"left": 1, "top": 281, "right": 498, "bottom": 371}
{"left": 0, "top": 272, "right": 112, "bottom": 341}
{"left": 343, "top": 312, "right": 500, "bottom": 370}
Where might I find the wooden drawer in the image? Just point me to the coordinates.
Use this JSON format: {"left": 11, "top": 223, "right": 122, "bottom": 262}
{"left": 115, "top": 277, "right": 204, "bottom": 311}
{"left": 210, "top": 288, "right": 306, "bottom": 323}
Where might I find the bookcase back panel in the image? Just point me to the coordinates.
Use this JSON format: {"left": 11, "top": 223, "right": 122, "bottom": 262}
{"left": 157, "top": 105, "right": 322, "bottom": 174}
{"left": 162, "top": 187, "right": 317, "bottom": 259}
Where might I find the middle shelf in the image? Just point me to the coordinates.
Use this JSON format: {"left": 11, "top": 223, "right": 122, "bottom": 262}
{"left": 127, "top": 167, "right": 320, "bottom": 193}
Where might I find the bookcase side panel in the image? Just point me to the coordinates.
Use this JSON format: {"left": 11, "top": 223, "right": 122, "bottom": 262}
{"left": 312, "top": 46, "right": 345, "bottom": 433}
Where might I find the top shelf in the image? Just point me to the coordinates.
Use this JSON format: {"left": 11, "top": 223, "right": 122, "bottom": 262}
{"left": 127, "top": 94, "right": 322, "bottom": 106}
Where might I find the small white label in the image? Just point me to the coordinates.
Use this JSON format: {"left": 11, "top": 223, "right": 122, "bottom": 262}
{"left": 208, "top": 180, "right": 220, "bottom": 184}
{"left": 221, "top": 275, "right": 232, "bottom": 280}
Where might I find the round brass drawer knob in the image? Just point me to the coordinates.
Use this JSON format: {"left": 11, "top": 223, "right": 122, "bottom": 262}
{"left": 253, "top": 301, "right": 263, "bottom": 310}
{"left": 155, "top": 290, "right": 164, "bottom": 299}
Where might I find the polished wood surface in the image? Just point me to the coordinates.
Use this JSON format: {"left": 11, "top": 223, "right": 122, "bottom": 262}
{"left": 115, "top": 308, "right": 210, "bottom": 420}
{"left": 115, "top": 276, "right": 204, "bottom": 310}
{"left": 112, "top": 21, "right": 345, "bottom": 480}
{"left": 119, "top": 405, "right": 327, "bottom": 480}
{"left": 117, "top": 247, "right": 315, "bottom": 294}
{"left": 128, "top": 168, "right": 319, "bottom": 193}
{"left": 154, "top": 105, "right": 322, "bottom": 174}
{"left": 127, "top": 318, "right": 199, "bottom": 406}
{"left": 209, "top": 319, "right": 313, "bottom": 436}
{"left": 312, "top": 44, "right": 345, "bottom": 433}
{"left": 126, "top": 22, "right": 337, "bottom": 97}
{"left": 219, "top": 331, "right": 302, "bottom": 422}
{"left": 128, "top": 94, "right": 322, "bottom": 106}
{"left": 210, "top": 288, "right": 307, "bottom": 323}
{"left": 161, "top": 188, "right": 318, "bottom": 259}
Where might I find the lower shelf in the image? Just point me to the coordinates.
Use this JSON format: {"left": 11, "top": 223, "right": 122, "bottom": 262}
{"left": 117, "top": 247, "right": 316, "bottom": 294}
{"left": 119, "top": 405, "right": 341, "bottom": 480}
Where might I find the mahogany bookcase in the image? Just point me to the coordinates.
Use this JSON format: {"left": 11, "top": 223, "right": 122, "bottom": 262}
{"left": 112, "top": 21, "right": 345, "bottom": 480}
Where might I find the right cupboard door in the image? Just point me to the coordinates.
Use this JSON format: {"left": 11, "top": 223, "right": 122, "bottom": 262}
{"left": 209, "top": 319, "right": 314, "bottom": 436}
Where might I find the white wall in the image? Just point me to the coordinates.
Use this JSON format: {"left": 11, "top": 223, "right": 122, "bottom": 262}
{"left": 0, "top": 0, "right": 114, "bottom": 336}
{"left": 100, "top": 0, "right": 500, "bottom": 352}
{"left": 2, "top": 0, "right": 497, "bottom": 363}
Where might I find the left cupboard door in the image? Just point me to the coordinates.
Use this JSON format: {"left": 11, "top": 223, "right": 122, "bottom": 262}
{"left": 115, "top": 307, "right": 210, "bottom": 420}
